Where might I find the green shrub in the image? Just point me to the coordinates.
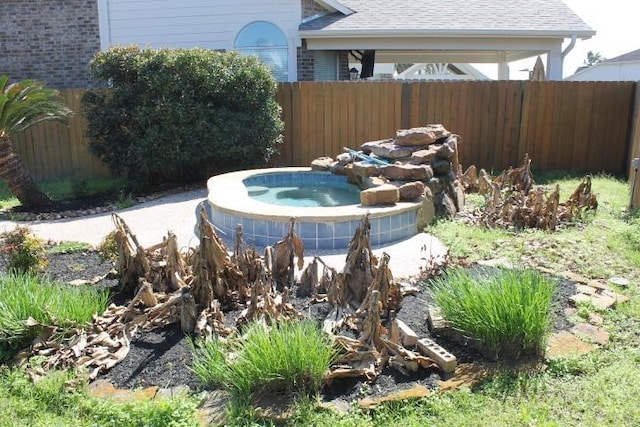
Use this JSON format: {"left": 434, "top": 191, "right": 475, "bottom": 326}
{"left": 97, "top": 230, "right": 119, "bottom": 263}
{"left": 0, "top": 226, "right": 47, "bottom": 274}
{"left": 46, "top": 241, "right": 92, "bottom": 255}
{"left": 431, "top": 268, "right": 554, "bottom": 360}
{"left": 83, "top": 46, "right": 284, "bottom": 186}
{"left": 0, "top": 274, "right": 109, "bottom": 356}
{"left": 191, "top": 320, "right": 337, "bottom": 404}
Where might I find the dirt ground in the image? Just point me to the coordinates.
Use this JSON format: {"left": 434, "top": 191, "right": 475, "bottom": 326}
{"left": 1, "top": 248, "right": 577, "bottom": 402}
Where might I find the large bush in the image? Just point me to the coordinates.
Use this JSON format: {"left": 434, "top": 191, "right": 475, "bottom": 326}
{"left": 83, "top": 46, "right": 283, "bottom": 185}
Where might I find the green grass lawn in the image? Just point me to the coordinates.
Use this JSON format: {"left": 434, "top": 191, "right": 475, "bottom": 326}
{"left": 0, "top": 173, "right": 638, "bottom": 426}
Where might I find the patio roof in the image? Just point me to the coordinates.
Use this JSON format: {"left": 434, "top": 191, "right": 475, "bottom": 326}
{"left": 301, "top": 0, "right": 595, "bottom": 78}
{"left": 301, "top": 0, "right": 594, "bottom": 37}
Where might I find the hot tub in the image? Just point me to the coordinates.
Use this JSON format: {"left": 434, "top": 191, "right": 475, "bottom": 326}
{"left": 202, "top": 167, "right": 421, "bottom": 250}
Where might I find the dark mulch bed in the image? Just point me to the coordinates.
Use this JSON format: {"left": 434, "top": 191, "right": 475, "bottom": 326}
{"left": 1, "top": 248, "right": 577, "bottom": 403}
{"left": 4, "top": 182, "right": 203, "bottom": 220}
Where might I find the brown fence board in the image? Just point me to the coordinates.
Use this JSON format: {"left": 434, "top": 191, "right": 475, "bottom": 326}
{"left": 454, "top": 82, "right": 468, "bottom": 165}
{"left": 586, "top": 83, "right": 604, "bottom": 172}
{"left": 610, "top": 83, "right": 635, "bottom": 173}
{"left": 10, "top": 82, "right": 637, "bottom": 183}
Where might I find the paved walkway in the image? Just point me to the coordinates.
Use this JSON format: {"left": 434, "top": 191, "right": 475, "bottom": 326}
{"left": 0, "top": 189, "right": 447, "bottom": 279}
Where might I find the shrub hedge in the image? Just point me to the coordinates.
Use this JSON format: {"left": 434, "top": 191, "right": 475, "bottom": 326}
{"left": 83, "top": 46, "right": 283, "bottom": 185}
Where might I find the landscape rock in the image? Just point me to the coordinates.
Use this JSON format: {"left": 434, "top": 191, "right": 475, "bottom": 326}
{"left": 398, "top": 181, "right": 425, "bottom": 201}
{"left": 311, "top": 157, "right": 334, "bottom": 171}
{"left": 89, "top": 379, "right": 159, "bottom": 402}
{"left": 417, "top": 191, "right": 435, "bottom": 228}
{"left": 369, "top": 142, "right": 417, "bottom": 160}
{"left": 359, "top": 385, "right": 431, "bottom": 409}
{"left": 409, "top": 147, "right": 439, "bottom": 164}
{"left": 336, "top": 152, "right": 353, "bottom": 165}
{"left": 437, "top": 362, "right": 498, "bottom": 391}
{"left": 435, "top": 191, "right": 457, "bottom": 218}
{"left": 360, "top": 184, "right": 399, "bottom": 206}
{"left": 477, "top": 258, "right": 514, "bottom": 269}
{"left": 253, "top": 393, "right": 296, "bottom": 424}
{"left": 436, "top": 142, "right": 456, "bottom": 159}
{"left": 569, "top": 287, "right": 628, "bottom": 310}
{"left": 380, "top": 164, "right": 432, "bottom": 181}
{"left": 588, "top": 312, "right": 604, "bottom": 326}
{"left": 198, "top": 390, "right": 230, "bottom": 426}
{"left": 571, "top": 323, "right": 610, "bottom": 346}
{"left": 608, "top": 276, "right": 630, "bottom": 287}
{"left": 432, "top": 158, "right": 453, "bottom": 175}
{"left": 352, "top": 161, "right": 380, "bottom": 178}
{"left": 330, "top": 161, "right": 346, "bottom": 175}
{"left": 318, "top": 399, "right": 351, "bottom": 414}
{"left": 360, "top": 138, "right": 394, "bottom": 154}
{"left": 395, "top": 125, "right": 450, "bottom": 147}
{"left": 380, "top": 164, "right": 413, "bottom": 180}
{"left": 359, "top": 176, "right": 389, "bottom": 190}
{"left": 546, "top": 331, "right": 596, "bottom": 359}
{"left": 427, "top": 177, "right": 447, "bottom": 195}
{"left": 427, "top": 305, "right": 448, "bottom": 332}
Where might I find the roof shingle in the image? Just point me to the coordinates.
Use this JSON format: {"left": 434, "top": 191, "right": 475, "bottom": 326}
{"left": 301, "top": 0, "right": 594, "bottom": 36}
{"left": 605, "top": 49, "right": 640, "bottom": 63}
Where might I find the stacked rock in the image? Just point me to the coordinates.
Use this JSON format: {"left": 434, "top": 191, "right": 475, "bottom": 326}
{"left": 311, "top": 124, "right": 465, "bottom": 219}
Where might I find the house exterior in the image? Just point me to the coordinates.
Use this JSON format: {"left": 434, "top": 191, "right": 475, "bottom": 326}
{"left": 0, "top": 0, "right": 594, "bottom": 88}
{"left": 566, "top": 49, "right": 640, "bottom": 81}
{"left": 0, "top": 0, "right": 100, "bottom": 88}
{"left": 96, "top": 0, "right": 352, "bottom": 82}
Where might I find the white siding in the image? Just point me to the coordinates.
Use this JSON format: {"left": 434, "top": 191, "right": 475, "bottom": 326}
{"left": 98, "top": 0, "right": 302, "bottom": 81}
{"left": 566, "top": 62, "right": 640, "bottom": 81}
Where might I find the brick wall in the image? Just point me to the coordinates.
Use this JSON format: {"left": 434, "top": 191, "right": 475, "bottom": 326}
{"left": 338, "top": 51, "right": 350, "bottom": 80}
{"left": 297, "top": 43, "right": 314, "bottom": 81}
{"left": 299, "top": 1, "right": 350, "bottom": 81}
{"left": 298, "top": 44, "right": 351, "bottom": 81}
{"left": 0, "top": 0, "right": 100, "bottom": 89}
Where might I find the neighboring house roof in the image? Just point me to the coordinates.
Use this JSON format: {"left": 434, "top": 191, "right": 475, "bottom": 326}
{"left": 300, "top": 0, "right": 594, "bottom": 38}
{"left": 603, "top": 48, "right": 640, "bottom": 63}
{"left": 565, "top": 48, "right": 640, "bottom": 81}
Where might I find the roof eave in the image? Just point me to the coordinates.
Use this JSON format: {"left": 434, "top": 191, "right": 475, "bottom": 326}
{"left": 313, "top": 0, "right": 354, "bottom": 16}
{"left": 299, "top": 28, "right": 596, "bottom": 39}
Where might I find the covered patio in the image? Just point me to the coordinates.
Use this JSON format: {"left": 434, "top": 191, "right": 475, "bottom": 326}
{"left": 300, "top": 0, "right": 595, "bottom": 80}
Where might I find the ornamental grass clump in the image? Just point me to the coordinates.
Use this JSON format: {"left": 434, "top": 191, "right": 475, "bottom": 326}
{"left": 431, "top": 268, "right": 554, "bottom": 360}
{"left": 0, "top": 274, "right": 109, "bottom": 357}
{"left": 191, "top": 319, "right": 338, "bottom": 404}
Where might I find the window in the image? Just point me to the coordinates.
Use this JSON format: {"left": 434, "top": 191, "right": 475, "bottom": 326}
{"left": 314, "top": 51, "right": 338, "bottom": 81}
{"left": 235, "top": 21, "right": 288, "bottom": 81}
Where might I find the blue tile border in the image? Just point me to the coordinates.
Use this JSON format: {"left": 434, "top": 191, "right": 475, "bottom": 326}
{"left": 206, "top": 206, "right": 420, "bottom": 250}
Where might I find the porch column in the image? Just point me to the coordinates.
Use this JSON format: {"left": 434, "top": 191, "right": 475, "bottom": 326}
{"left": 546, "top": 44, "right": 563, "bottom": 80}
{"left": 497, "top": 51, "right": 509, "bottom": 80}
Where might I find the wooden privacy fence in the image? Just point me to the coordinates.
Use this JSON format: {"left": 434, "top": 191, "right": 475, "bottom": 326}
{"left": 12, "top": 89, "right": 110, "bottom": 181}
{"left": 12, "top": 81, "right": 640, "bottom": 181}
{"left": 275, "top": 80, "right": 637, "bottom": 176}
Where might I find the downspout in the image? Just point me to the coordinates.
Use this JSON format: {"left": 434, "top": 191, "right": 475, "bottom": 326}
{"left": 562, "top": 34, "right": 577, "bottom": 59}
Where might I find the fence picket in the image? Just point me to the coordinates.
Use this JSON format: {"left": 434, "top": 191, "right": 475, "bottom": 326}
{"left": 11, "top": 83, "right": 637, "bottom": 182}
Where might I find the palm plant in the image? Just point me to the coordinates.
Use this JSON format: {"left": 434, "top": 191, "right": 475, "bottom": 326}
{"left": 0, "top": 76, "right": 72, "bottom": 208}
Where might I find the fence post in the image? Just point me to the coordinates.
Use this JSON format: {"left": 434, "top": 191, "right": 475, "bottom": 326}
{"left": 627, "top": 82, "right": 640, "bottom": 209}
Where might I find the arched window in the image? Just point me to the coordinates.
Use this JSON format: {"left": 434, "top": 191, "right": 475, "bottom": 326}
{"left": 235, "top": 21, "right": 288, "bottom": 81}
